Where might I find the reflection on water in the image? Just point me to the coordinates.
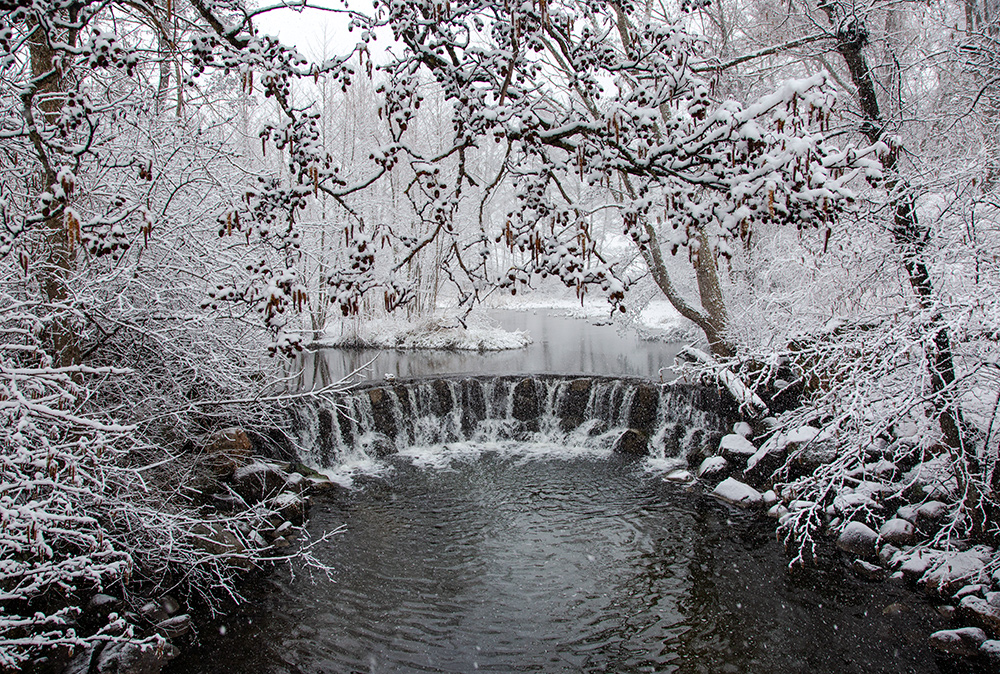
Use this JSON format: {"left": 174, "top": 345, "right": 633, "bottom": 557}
{"left": 292, "top": 311, "right": 686, "bottom": 387}
{"left": 169, "top": 452, "right": 949, "bottom": 674}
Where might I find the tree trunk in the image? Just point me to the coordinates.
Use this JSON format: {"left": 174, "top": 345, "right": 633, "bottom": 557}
{"left": 28, "top": 18, "right": 80, "bottom": 367}
{"left": 826, "top": 13, "right": 964, "bottom": 449}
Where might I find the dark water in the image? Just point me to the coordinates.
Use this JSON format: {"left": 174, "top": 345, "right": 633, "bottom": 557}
{"left": 170, "top": 451, "right": 951, "bottom": 674}
{"left": 293, "top": 311, "right": 686, "bottom": 386}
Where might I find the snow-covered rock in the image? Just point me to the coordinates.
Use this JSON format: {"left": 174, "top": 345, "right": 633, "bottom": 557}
{"left": 917, "top": 500, "right": 949, "bottom": 521}
{"left": 852, "top": 559, "right": 887, "bottom": 581}
{"left": 762, "top": 490, "right": 778, "bottom": 506}
{"left": 879, "top": 543, "right": 901, "bottom": 567}
{"left": 960, "top": 595, "right": 1000, "bottom": 634}
{"left": 981, "top": 640, "right": 1000, "bottom": 667}
{"left": 712, "top": 478, "right": 764, "bottom": 508}
{"left": 232, "top": 462, "right": 289, "bottom": 503}
{"left": 896, "top": 548, "right": 940, "bottom": 579}
{"left": 928, "top": 627, "right": 987, "bottom": 657}
{"left": 921, "top": 546, "right": 993, "bottom": 595}
{"left": 836, "top": 521, "right": 878, "bottom": 558}
{"left": 879, "top": 518, "right": 916, "bottom": 546}
{"left": 719, "top": 433, "right": 756, "bottom": 462}
{"left": 272, "top": 490, "right": 309, "bottom": 525}
{"left": 733, "top": 422, "right": 753, "bottom": 438}
{"left": 904, "top": 457, "right": 957, "bottom": 499}
{"left": 664, "top": 469, "right": 694, "bottom": 482}
{"left": 896, "top": 505, "right": 918, "bottom": 523}
{"left": 833, "top": 491, "right": 879, "bottom": 515}
{"left": 767, "top": 503, "right": 789, "bottom": 519}
{"left": 698, "top": 455, "right": 729, "bottom": 479}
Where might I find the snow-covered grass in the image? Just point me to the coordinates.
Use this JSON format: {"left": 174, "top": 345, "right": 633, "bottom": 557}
{"left": 488, "top": 293, "right": 697, "bottom": 341}
{"left": 315, "top": 315, "right": 532, "bottom": 351}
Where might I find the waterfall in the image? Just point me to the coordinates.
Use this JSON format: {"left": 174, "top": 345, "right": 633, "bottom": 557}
{"left": 292, "top": 375, "right": 729, "bottom": 469}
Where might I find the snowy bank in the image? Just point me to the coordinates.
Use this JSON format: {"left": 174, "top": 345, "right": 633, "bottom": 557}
{"left": 314, "top": 316, "right": 532, "bottom": 351}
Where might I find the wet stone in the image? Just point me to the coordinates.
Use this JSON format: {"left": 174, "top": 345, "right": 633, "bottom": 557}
{"left": 928, "top": 627, "right": 986, "bottom": 657}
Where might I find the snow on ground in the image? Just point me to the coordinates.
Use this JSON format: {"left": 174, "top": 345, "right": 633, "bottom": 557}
{"left": 488, "top": 294, "right": 695, "bottom": 340}
{"left": 315, "top": 314, "right": 532, "bottom": 351}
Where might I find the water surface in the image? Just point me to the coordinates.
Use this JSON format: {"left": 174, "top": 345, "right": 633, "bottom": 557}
{"left": 293, "top": 311, "right": 685, "bottom": 386}
{"left": 171, "top": 450, "right": 950, "bottom": 674}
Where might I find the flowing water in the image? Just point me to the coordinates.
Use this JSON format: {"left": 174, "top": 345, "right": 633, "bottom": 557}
{"left": 170, "top": 314, "right": 963, "bottom": 673}
{"left": 171, "top": 450, "right": 949, "bottom": 674}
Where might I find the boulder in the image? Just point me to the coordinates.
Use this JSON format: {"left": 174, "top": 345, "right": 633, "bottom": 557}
{"left": 712, "top": 477, "right": 764, "bottom": 508}
{"left": 232, "top": 463, "right": 289, "bottom": 503}
{"left": 83, "top": 594, "right": 121, "bottom": 626}
{"left": 836, "top": 521, "right": 878, "bottom": 558}
{"left": 201, "top": 427, "right": 252, "bottom": 478}
{"left": 154, "top": 614, "right": 192, "bottom": 639}
{"left": 272, "top": 491, "right": 309, "bottom": 525}
{"left": 95, "top": 640, "right": 179, "bottom": 674}
{"left": 917, "top": 500, "right": 949, "bottom": 522}
{"left": 879, "top": 518, "right": 916, "bottom": 546}
{"left": 960, "top": 595, "right": 1000, "bottom": 634}
{"left": 613, "top": 429, "right": 649, "bottom": 456}
{"left": 189, "top": 523, "right": 247, "bottom": 564}
{"left": 664, "top": 469, "right": 693, "bottom": 483}
{"left": 557, "top": 378, "right": 592, "bottom": 426}
{"left": 732, "top": 422, "right": 753, "bottom": 438}
{"left": 921, "top": 546, "right": 993, "bottom": 596}
{"left": 982, "top": 640, "right": 1000, "bottom": 667}
{"left": 928, "top": 627, "right": 987, "bottom": 657}
{"left": 852, "top": 559, "right": 887, "bottom": 581}
{"left": 698, "top": 456, "right": 729, "bottom": 479}
{"left": 719, "top": 434, "right": 757, "bottom": 464}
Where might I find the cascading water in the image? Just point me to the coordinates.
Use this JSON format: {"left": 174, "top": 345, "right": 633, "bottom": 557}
{"left": 291, "top": 375, "right": 730, "bottom": 471}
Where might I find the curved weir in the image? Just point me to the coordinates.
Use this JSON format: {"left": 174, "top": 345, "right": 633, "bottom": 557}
{"left": 169, "top": 373, "right": 954, "bottom": 674}
{"left": 292, "top": 375, "right": 733, "bottom": 468}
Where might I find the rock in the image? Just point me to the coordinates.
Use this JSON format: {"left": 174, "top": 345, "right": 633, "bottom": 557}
{"left": 271, "top": 536, "right": 291, "bottom": 549}
{"left": 954, "top": 584, "right": 986, "bottom": 600}
{"left": 896, "top": 505, "right": 918, "bottom": 523}
{"left": 981, "top": 640, "right": 1000, "bottom": 667}
{"left": 697, "top": 456, "right": 729, "bottom": 479}
{"left": 83, "top": 594, "right": 120, "bottom": 626}
{"left": 836, "top": 521, "right": 879, "bottom": 558}
{"left": 272, "top": 491, "right": 308, "bottom": 525}
{"left": 733, "top": 422, "right": 753, "bottom": 438}
{"left": 762, "top": 490, "right": 777, "bottom": 506}
{"left": 613, "top": 429, "right": 649, "bottom": 456}
{"left": 786, "top": 426, "right": 839, "bottom": 471}
{"left": 921, "top": 546, "right": 993, "bottom": 596}
{"left": 284, "top": 472, "right": 309, "bottom": 494}
{"left": 232, "top": 463, "right": 289, "bottom": 503}
{"left": 139, "top": 601, "right": 167, "bottom": 624}
{"left": 159, "top": 596, "right": 180, "bottom": 616}
{"left": 928, "top": 627, "right": 987, "bottom": 657}
{"left": 719, "top": 434, "right": 757, "bottom": 463}
{"left": 712, "top": 477, "right": 764, "bottom": 508}
{"left": 190, "top": 523, "right": 247, "bottom": 563}
{"left": 511, "top": 378, "right": 539, "bottom": 421}
{"left": 63, "top": 644, "right": 98, "bottom": 674}
{"left": 879, "top": 518, "right": 916, "bottom": 546}
{"left": 743, "top": 443, "right": 785, "bottom": 486}
{"left": 879, "top": 543, "right": 901, "bottom": 567}
{"left": 627, "top": 384, "right": 660, "bottom": 432}
{"left": 960, "top": 595, "right": 1000, "bottom": 634}
{"left": 664, "top": 469, "right": 693, "bottom": 482}
{"left": 833, "top": 492, "right": 879, "bottom": 515}
{"left": 155, "top": 614, "right": 192, "bottom": 639}
{"left": 937, "top": 605, "right": 957, "bottom": 619}
{"left": 201, "top": 427, "right": 253, "bottom": 478}
{"left": 95, "top": 640, "right": 179, "bottom": 674}
{"left": 767, "top": 503, "right": 789, "bottom": 519}
{"left": 853, "top": 559, "right": 887, "bottom": 581}
{"left": 897, "top": 549, "right": 939, "bottom": 580}
{"left": 917, "top": 500, "right": 949, "bottom": 521}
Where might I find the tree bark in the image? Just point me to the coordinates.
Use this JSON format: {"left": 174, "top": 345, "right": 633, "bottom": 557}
{"left": 826, "top": 13, "right": 964, "bottom": 450}
{"left": 28, "top": 17, "right": 80, "bottom": 367}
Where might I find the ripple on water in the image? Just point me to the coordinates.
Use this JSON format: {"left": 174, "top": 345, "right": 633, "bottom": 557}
{"left": 169, "top": 447, "right": 953, "bottom": 674}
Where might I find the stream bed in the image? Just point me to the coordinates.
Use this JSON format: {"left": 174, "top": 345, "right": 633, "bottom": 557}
{"left": 169, "top": 448, "right": 952, "bottom": 674}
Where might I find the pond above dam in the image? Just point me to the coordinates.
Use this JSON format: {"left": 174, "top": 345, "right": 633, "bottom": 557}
{"left": 292, "top": 310, "right": 687, "bottom": 386}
